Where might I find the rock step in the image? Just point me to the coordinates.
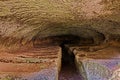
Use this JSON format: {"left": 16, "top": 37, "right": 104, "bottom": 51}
{"left": 67, "top": 45, "right": 120, "bottom": 80}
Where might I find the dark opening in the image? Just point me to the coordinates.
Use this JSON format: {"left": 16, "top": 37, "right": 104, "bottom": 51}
{"left": 32, "top": 34, "right": 81, "bottom": 47}
{"left": 59, "top": 41, "right": 82, "bottom": 80}
{"left": 60, "top": 42, "right": 75, "bottom": 64}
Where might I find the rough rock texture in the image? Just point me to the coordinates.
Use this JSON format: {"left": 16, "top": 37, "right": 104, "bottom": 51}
{"left": 0, "top": 0, "right": 120, "bottom": 50}
{"left": 0, "top": 46, "right": 61, "bottom": 80}
{"left": 69, "top": 46, "right": 120, "bottom": 80}
{"left": 0, "top": 0, "right": 120, "bottom": 80}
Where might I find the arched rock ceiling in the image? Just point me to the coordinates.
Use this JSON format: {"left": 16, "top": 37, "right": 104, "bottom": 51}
{"left": 0, "top": 0, "right": 120, "bottom": 49}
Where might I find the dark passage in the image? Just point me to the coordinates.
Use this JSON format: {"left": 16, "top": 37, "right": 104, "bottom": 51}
{"left": 59, "top": 42, "right": 82, "bottom": 80}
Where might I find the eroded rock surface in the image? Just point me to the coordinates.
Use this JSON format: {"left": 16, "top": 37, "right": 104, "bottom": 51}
{"left": 0, "top": 0, "right": 120, "bottom": 80}
{"left": 68, "top": 45, "right": 120, "bottom": 80}
{"left": 0, "top": 46, "right": 61, "bottom": 80}
{"left": 0, "top": 0, "right": 120, "bottom": 51}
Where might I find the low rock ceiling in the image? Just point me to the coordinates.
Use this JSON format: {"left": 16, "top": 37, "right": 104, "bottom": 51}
{"left": 0, "top": 0, "right": 120, "bottom": 50}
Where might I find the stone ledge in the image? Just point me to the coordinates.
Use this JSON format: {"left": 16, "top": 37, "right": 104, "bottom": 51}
{"left": 0, "top": 46, "right": 61, "bottom": 80}
{"left": 68, "top": 46, "right": 120, "bottom": 80}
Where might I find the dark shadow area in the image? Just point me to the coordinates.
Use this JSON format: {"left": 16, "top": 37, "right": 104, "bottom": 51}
{"left": 32, "top": 34, "right": 99, "bottom": 48}
{"left": 59, "top": 42, "right": 82, "bottom": 80}
{"left": 32, "top": 34, "right": 81, "bottom": 48}
{"left": 60, "top": 41, "right": 75, "bottom": 64}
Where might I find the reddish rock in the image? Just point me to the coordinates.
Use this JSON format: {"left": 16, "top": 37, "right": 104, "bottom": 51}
{"left": 0, "top": 46, "right": 61, "bottom": 80}
{"left": 69, "top": 46, "right": 120, "bottom": 80}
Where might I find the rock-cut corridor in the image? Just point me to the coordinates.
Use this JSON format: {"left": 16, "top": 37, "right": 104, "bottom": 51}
{"left": 0, "top": 36, "right": 119, "bottom": 80}
{"left": 0, "top": 0, "right": 120, "bottom": 80}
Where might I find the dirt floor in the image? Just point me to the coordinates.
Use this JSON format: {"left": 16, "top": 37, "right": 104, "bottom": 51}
{"left": 59, "top": 60, "right": 82, "bottom": 80}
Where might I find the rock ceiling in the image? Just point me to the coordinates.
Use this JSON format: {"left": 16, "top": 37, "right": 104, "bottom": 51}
{"left": 0, "top": 0, "right": 120, "bottom": 50}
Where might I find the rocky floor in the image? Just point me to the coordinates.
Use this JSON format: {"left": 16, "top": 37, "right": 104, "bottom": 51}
{"left": 59, "top": 62, "right": 82, "bottom": 80}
